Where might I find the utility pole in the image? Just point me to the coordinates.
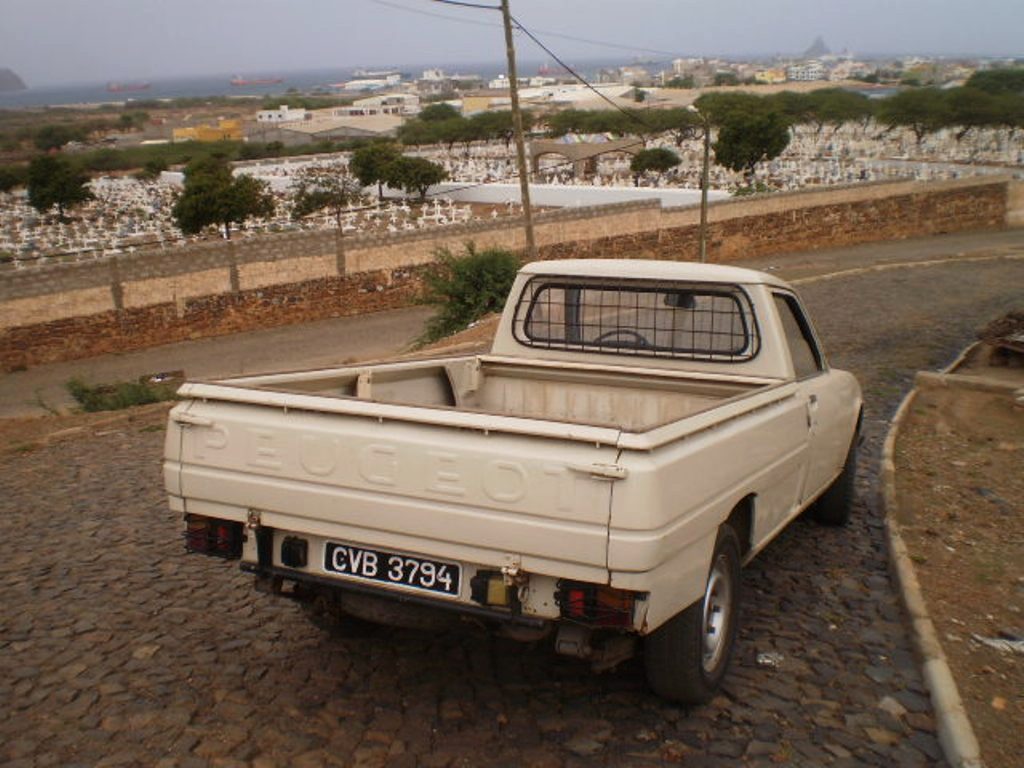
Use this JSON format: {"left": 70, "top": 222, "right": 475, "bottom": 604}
{"left": 699, "top": 119, "right": 710, "bottom": 263}
{"left": 500, "top": 0, "right": 537, "bottom": 259}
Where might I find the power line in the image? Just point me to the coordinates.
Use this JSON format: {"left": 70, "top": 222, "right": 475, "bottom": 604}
{"left": 511, "top": 30, "right": 680, "bottom": 60}
{"left": 363, "top": 0, "right": 498, "bottom": 28}
{"left": 430, "top": 0, "right": 500, "bottom": 9}
{"left": 362, "top": 0, "right": 683, "bottom": 59}
{"left": 510, "top": 14, "right": 662, "bottom": 137}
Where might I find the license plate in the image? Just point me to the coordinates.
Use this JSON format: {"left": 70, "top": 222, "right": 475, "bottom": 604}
{"left": 323, "top": 542, "right": 461, "bottom": 597}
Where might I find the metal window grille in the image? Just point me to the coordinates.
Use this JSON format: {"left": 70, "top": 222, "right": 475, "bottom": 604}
{"left": 513, "top": 278, "right": 760, "bottom": 362}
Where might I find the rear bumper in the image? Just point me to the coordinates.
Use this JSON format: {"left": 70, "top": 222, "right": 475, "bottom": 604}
{"left": 243, "top": 561, "right": 550, "bottom": 629}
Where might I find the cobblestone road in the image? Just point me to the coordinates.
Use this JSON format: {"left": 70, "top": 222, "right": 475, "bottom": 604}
{"left": 2, "top": 251, "right": 1023, "bottom": 767}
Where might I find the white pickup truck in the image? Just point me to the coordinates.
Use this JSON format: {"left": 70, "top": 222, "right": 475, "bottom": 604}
{"left": 165, "top": 259, "right": 861, "bottom": 704}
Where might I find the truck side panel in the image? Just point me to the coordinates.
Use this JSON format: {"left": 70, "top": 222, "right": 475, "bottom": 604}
{"left": 608, "top": 389, "right": 810, "bottom": 629}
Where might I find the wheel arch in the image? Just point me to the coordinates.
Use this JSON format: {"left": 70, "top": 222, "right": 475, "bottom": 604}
{"left": 724, "top": 494, "right": 756, "bottom": 563}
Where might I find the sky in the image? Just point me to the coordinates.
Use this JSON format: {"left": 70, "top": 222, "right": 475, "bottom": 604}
{"left": 2, "top": 0, "right": 1022, "bottom": 87}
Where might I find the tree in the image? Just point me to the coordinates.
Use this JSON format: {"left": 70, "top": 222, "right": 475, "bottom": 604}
{"left": 290, "top": 163, "right": 364, "bottom": 227}
{"left": 768, "top": 91, "right": 815, "bottom": 129}
{"left": 118, "top": 111, "right": 149, "bottom": 131}
{"left": 397, "top": 119, "right": 445, "bottom": 147}
{"left": 384, "top": 156, "right": 448, "bottom": 201}
{"left": 945, "top": 87, "right": 1000, "bottom": 140}
{"left": 805, "top": 88, "right": 875, "bottom": 131}
{"left": 693, "top": 92, "right": 769, "bottom": 126}
{"left": 419, "top": 103, "right": 461, "bottom": 122}
{"left": 134, "top": 158, "right": 167, "bottom": 182}
{"left": 432, "top": 117, "right": 476, "bottom": 152}
{"left": 229, "top": 175, "right": 277, "bottom": 230}
{"left": 0, "top": 164, "right": 27, "bottom": 193}
{"left": 468, "top": 110, "right": 534, "bottom": 149}
{"left": 172, "top": 157, "right": 275, "bottom": 239}
{"left": 876, "top": 88, "right": 951, "bottom": 144}
{"left": 545, "top": 108, "right": 637, "bottom": 138}
{"left": 713, "top": 111, "right": 790, "bottom": 183}
{"left": 33, "top": 124, "right": 87, "bottom": 151}
{"left": 643, "top": 108, "right": 703, "bottom": 146}
{"left": 350, "top": 142, "right": 402, "bottom": 200}
{"left": 663, "top": 75, "right": 695, "bottom": 89}
{"left": 629, "top": 147, "right": 680, "bottom": 186}
{"left": 993, "top": 92, "right": 1024, "bottom": 135}
{"left": 965, "top": 68, "right": 1024, "bottom": 96}
{"left": 26, "top": 155, "right": 94, "bottom": 221}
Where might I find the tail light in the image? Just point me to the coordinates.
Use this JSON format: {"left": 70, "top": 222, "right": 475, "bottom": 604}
{"left": 556, "top": 581, "right": 636, "bottom": 628}
{"left": 184, "top": 514, "right": 243, "bottom": 559}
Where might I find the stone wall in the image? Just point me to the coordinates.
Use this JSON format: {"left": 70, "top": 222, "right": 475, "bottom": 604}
{"left": 1008, "top": 180, "right": 1024, "bottom": 229}
{"left": 0, "top": 177, "right": 1013, "bottom": 371}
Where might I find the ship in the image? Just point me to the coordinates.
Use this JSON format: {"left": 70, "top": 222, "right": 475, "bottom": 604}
{"left": 353, "top": 68, "right": 400, "bottom": 78}
{"left": 230, "top": 75, "right": 284, "bottom": 86}
{"left": 106, "top": 82, "right": 151, "bottom": 93}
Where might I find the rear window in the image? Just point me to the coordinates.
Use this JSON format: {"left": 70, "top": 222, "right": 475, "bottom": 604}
{"left": 512, "top": 277, "right": 760, "bottom": 361}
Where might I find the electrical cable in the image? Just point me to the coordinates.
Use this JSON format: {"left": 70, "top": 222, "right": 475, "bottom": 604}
{"left": 363, "top": 0, "right": 683, "bottom": 59}
{"left": 510, "top": 14, "right": 662, "bottom": 137}
{"left": 364, "top": 0, "right": 498, "bottom": 29}
{"left": 430, "top": 0, "right": 500, "bottom": 9}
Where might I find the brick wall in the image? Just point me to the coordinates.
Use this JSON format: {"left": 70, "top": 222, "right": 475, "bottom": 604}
{"left": 0, "top": 177, "right": 1012, "bottom": 371}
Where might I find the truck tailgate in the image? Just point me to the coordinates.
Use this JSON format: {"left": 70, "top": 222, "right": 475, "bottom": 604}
{"left": 168, "top": 399, "right": 621, "bottom": 580}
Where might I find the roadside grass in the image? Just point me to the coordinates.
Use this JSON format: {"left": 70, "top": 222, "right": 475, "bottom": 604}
{"left": 66, "top": 377, "right": 179, "bottom": 413}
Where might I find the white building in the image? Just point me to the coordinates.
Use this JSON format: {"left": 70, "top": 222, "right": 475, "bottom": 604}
{"left": 619, "top": 66, "right": 650, "bottom": 85}
{"left": 672, "top": 57, "right": 703, "bottom": 74}
{"left": 317, "top": 93, "right": 420, "bottom": 119}
{"left": 829, "top": 60, "right": 871, "bottom": 81}
{"left": 351, "top": 93, "right": 420, "bottom": 116}
{"left": 339, "top": 74, "right": 402, "bottom": 91}
{"left": 256, "top": 105, "right": 310, "bottom": 123}
{"left": 787, "top": 61, "right": 827, "bottom": 82}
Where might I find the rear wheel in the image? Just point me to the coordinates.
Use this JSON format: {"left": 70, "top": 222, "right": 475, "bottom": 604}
{"left": 644, "top": 525, "right": 741, "bottom": 705}
{"left": 811, "top": 432, "right": 858, "bottom": 527}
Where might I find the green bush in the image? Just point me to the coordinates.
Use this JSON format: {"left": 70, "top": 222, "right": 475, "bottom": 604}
{"left": 0, "top": 164, "right": 27, "bottom": 192}
{"left": 417, "top": 243, "right": 521, "bottom": 346}
{"left": 732, "top": 182, "right": 772, "bottom": 197}
{"left": 66, "top": 377, "right": 179, "bottom": 412}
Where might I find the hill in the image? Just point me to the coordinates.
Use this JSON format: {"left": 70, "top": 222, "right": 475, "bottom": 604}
{"left": 0, "top": 69, "right": 27, "bottom": 92}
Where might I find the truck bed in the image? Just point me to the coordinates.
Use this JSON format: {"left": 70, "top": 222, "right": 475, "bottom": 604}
{"left": 207, "top": 355, "right": 773, "bottom": 432}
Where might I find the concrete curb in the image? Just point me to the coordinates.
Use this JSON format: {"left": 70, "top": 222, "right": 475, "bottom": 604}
{"left": 880, "top": 343, "right": 985, "bottom": 768}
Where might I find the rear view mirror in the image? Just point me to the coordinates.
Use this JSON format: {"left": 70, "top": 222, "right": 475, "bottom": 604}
{"left": 664, "top": 291, "right": 697, "bottom": 309}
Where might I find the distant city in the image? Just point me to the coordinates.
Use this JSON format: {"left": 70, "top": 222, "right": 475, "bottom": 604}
{"left": 0, "top": 37, "right": 1021, "bottom": 109}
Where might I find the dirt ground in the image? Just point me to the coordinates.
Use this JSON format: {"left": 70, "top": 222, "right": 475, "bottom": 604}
{"left": 894, "top": 345, "right": 1024, "bottom": 768}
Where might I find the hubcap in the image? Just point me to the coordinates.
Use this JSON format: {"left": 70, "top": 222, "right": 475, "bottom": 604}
{"left": 701, "top": 553, "right": 732, "bottom": 673}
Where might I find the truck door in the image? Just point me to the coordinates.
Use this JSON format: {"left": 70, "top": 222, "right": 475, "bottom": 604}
{"left": 772, "top": 292, "right": 841, "bottom": 502}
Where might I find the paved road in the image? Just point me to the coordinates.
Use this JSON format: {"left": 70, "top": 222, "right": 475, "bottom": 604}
{"left": 1, "top": 230, "right": 1023, "bottom": 767}
{"left": 0, "top": 306, "right": 434, "bottom": 420}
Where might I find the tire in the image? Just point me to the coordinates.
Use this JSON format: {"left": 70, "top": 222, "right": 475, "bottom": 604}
{"left": 811, "top": 432, "right": 858, "bottom": 527}
{"left": 644, "top": 525, "right": 741, "bottom": 705}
